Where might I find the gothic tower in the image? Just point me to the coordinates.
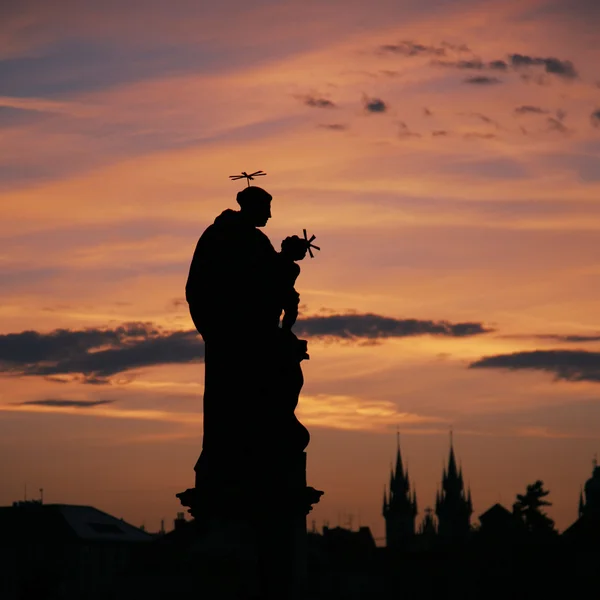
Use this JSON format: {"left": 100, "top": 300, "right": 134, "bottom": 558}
{"left": 435, "top": 433, "right": 473, "bottom": 540}
{"left": 383, "top": 433, "right": 418, "bottom": 549}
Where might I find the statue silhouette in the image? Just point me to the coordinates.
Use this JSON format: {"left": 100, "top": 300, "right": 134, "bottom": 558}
{"left": 180, "top": 181, "right": 323, "bottom": 599}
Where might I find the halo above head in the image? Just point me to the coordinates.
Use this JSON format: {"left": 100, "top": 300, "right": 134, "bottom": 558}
{"left": 229, "top": 170, "right": 266, "bottom": 187}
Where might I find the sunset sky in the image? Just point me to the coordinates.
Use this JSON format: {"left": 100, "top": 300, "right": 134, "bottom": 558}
{"left": 2, "top": 0, "right": 600, "bottom": 539}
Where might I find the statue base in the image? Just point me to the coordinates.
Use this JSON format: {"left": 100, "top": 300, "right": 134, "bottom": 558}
{"left": 176, "top": 451, "right": 323, "bottom": 600}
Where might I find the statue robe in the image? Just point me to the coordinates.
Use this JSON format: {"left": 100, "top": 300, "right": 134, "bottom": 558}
{"left": 186, "top": 209, "right": 309, "bottom": 498}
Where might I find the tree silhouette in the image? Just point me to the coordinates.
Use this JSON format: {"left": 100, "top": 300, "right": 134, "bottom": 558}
{"left": 512, "top": 480, "right": 556, "bottom": 536}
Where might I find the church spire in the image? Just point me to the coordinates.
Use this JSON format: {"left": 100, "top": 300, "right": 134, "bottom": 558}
{"left": 383, "top": 432, "right": 418, "bottom": 548}
{"left": 395, "top": 431, "right": 405, "bottom": 481}
{"left": 435, "top": 432, "right": 472, "bottom": 540}
{"left": 447, "top": 430, "right": 458, "bottom": 480}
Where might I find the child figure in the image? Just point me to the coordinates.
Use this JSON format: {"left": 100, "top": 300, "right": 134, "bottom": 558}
{"left": 276, "top": 235, "right": 308, "bottom": 331}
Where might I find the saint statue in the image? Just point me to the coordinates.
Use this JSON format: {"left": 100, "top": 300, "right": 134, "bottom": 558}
{"left": 181, "top": 182, "right": 321, "bottom": 518}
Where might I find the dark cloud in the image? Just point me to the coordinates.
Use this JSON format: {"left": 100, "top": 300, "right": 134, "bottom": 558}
{"left": 591, "top": 109, "right": 600, "bottom": 128}
{"left": 463, "top": 132, "right": 497, "bottom": 139}
{"left": 502, "top": 333, "right": 600, "bottom": 343}
{"left": 431, "top": 50, "right": 576, "bottom": 81}
{"left": 318, "top": 123, "right": 347, "bottom": 131}
{"left": 432, "top": 130, "right": 449, "bottom": 136}
{"left": 489, "top": 60, "right": 509, "bottom": 71}
{"left": 433, "top": 59, "right": 486, "bottom": 70}
{"left": 433, "top": 58, "right": 508, "bottom": 71}
{"left": 380, "top": 41, "right": 446, "bottom": 57}
{"left": 423, "top": 107, "right": 433, "bottom": 117}
{"left": 363, "top": 97, "right": 387, "bottom": 113}
{"left": 0, "top": 315, "right": 492, "bottom": 382}
{"left": 294, "top": 313, "right": 492, "bottom": 340}
{"left": 0, "top": 322, "right": 204, "bottom": 384}
{"left": 301, "top": 95, "right": 336, "bottom": 109}
{"left": 470, "top": 350, "right": 600, "bottom": 383}
{"left": 509, "top": 54, "right": 578, "bottom": 79}
{"left": 546, "top": 116, "right": 570, "bottom": 134}
{"left": 440, "top": 42, "right": 471, "bottom": 53}
{"left": 514, "top": 105, "right": 549, "bottom": 115}
{"left": 463, "top": 76, "right": 501, "bottom": 85}
{"left": 18, "top": 399, "right": 114, "bottom": 408}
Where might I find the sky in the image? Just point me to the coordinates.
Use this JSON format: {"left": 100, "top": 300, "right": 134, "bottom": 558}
{"left": 1, "top": 0, "right": 600, "bottom": 539}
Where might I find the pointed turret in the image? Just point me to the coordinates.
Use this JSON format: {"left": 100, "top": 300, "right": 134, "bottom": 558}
{"left": 395, "top": 431, "right": 405, "bottom": 481}
{"left": 435, "top": 432, "right": 473, "bottom": 541}
{"left": 383, "top": 433, "right": 418, "bottom": 549}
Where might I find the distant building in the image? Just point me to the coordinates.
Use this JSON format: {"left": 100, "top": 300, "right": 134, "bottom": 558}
{"left": 478, "top": 503, "right": 523, "bottom": 543}
{"left": 435, "top": 434, "right": 473, "bottom": 540}
{"left": 0, "top": 499, "right": 152, "bottom": 600}
{"left": 320, "top": 525, "right": 376, "bottom": 552}
{"left": 579, "top": 460, "right": 600, "bottom": 518}
{"left": 563, "top": 460, "right": 600, "bottom": 547}
{"left": 382, "top": 434, "right": 417, "bottom": 549}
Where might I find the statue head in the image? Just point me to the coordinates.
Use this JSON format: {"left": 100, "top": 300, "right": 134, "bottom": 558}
{"left": 236, "top": 186, "right": 272, "bottom": 227}
{"left": 281, "top": 235, "right": 307, "bottom": 261}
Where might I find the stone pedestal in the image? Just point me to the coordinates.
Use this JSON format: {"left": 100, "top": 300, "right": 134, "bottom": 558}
{"left": 177, "top": 451, "right": 323, "bottom": 599}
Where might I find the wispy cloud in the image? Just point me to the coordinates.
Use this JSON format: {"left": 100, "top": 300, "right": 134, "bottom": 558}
{"left": 297, "top": 393, "right": 445, "bottom": 432}
{"left": 1, "top": 391, "right": 442, "bottom": 434}
{"left": 546, "top": 116, "right": 571, "bottom": 135}
{"left": 500, "top": 333, "right": 600, "bottom": 343}
{"left": 463, "top": 132, "right": 497, "bottom": 139}
{"left": 300, "top": 94, "right": 337, "bottom": 109}
{"left": 463, "top": 76, "right": 501, "bottom": 85}
{"left": 379, "top": 41, "right": 446, "bottom": 57}
{"left": 0, "top": 402, "right": 205, "bottom": 425}
{"left": 318, "top": 123, "right": 347, "bottom": 131}
{"left": 397, "top": 121, "right": 420, "bottom": 138}
{"left": 514, "top": 105, "right": 549, "bottom": 115}
{"left": 18, "top": 399, "right": 114, "bottom": 408}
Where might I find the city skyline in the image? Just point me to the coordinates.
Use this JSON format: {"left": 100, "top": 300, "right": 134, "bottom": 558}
{"left": 2, "top": 0, "right": 600, "bottom": 541}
